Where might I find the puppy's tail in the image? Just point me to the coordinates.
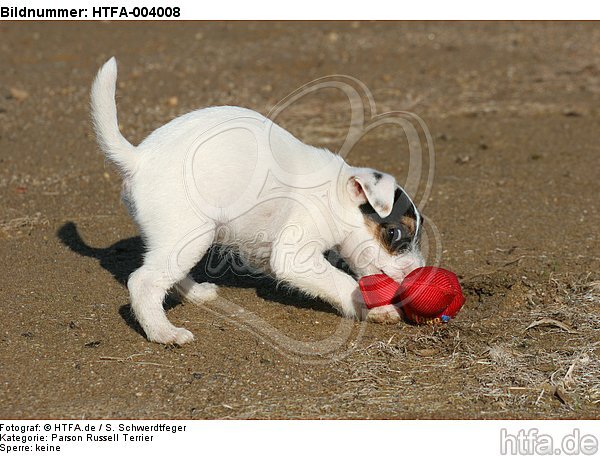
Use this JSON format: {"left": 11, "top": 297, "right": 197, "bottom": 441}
{"left": 90, "top": 57, "right": 137, "bottom": 174}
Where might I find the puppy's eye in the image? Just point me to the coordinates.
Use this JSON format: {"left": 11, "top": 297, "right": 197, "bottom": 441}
{"left": 385, "top": 226, "right": 411, "bottom": 252}
{"left": 387, "top": 227, "right": 401, "bottom": 243}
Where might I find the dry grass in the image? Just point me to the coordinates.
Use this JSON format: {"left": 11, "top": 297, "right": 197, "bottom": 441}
{"left": 0, "top": 212, "right": 49, "bottom": 237}
{"left": 335, "top": 273, "right": 600, "bottom": 418}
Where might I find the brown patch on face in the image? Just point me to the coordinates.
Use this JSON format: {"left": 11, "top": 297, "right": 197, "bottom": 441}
{"left": 363, "top": 212, "right": 419, "bottom": 255}
{"left": 400, "top": 215, "right": 417, "bottom": 236}
{"left": 364, "top": 216, "right": 395, "bottom": 254}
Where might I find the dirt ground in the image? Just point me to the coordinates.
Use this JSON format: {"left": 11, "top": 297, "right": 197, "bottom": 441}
{"left": 0, "top": 22, "right": 598, "bottom": 419}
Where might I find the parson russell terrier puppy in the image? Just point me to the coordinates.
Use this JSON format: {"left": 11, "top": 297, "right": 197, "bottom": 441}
{"left": 91, "top": 57, "right": 424, "bottom": 344}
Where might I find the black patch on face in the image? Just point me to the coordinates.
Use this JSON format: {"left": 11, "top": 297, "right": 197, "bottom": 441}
{"left": 360, "top": 187, "right": 421, "bottom": 253}
{"left": 360, "top": 188, "right": 414, "bottom": 221}
{"left": 373, "top": 172, "right": 383, "bottom": 183}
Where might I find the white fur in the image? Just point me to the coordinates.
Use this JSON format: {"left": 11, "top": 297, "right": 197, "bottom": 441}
{"left": 91, "top": 57, "right": 424, "bottom": 344}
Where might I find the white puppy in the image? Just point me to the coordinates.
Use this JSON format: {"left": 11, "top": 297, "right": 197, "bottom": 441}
{"left": 91, "top": 57, "right": 424, "bottom": 344}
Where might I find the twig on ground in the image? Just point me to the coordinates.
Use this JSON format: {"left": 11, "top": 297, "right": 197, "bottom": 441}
{"left": 525, "top": 318, "right": 578, "bottom": 334}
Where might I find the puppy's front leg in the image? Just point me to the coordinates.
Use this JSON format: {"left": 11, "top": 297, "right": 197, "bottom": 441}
{"left": 363, "top": 302, "right": 403, "bottom": 324}
{"left": 270, "top": 244, "right": 363, "bottom": 319}
{"left": 269, "top": 244, "right": 403, "bottom": 323}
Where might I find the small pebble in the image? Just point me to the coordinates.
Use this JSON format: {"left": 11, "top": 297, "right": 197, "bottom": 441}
{"left": 9, "top": 88, "right": 29, "bottom": 102}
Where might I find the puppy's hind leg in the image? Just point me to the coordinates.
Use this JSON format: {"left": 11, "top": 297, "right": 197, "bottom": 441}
{"left": 176, "top": 275, "right": 218, "bottom": 303}
{"left": 127, "top": 226, "right": 215, "bottom": 344}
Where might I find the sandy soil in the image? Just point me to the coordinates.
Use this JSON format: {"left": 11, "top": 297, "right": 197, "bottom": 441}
{"left": 0, "top": 22, "right": 598, "bottom": 419}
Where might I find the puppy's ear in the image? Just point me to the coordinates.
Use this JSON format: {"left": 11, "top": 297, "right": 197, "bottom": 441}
{"left": 347, "top": 168, "right": 396, "bottom": 218}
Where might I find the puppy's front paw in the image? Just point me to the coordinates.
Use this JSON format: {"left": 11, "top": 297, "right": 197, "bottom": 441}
{"left": 146, "top": 325, "right": 195, "bottom": 345}
{"left": 365, "top": 304, "right": 403, "bottom": 324}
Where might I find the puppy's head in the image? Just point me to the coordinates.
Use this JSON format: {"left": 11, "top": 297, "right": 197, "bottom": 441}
{"left": 341, "top": 168, "right": 424, "bottom": 282}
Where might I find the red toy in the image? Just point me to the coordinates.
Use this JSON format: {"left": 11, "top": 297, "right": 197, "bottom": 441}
{"left": 359, "top": 266, "right": 465, "bottom": 324}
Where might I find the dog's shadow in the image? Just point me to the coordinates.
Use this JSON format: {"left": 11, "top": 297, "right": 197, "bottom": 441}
{"left": 58, "top": 222, "right": 340, "bottom": 337}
